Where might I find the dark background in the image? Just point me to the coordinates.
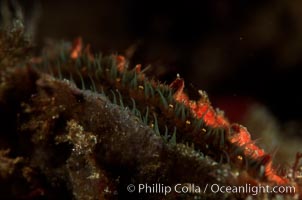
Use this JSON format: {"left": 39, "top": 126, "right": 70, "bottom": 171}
{"left": 4, "top": 0, "right": 302, "bottom": 135}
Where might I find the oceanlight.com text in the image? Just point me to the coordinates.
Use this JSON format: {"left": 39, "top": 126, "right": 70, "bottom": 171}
{"left": 126, "top": 183, "right": 296, "bottom": 196}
